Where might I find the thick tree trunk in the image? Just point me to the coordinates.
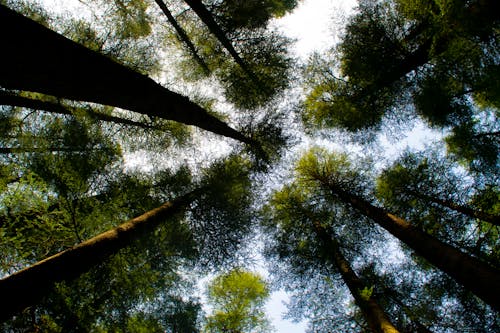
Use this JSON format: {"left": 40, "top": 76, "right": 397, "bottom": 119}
{"left": 312, "top": 221, "right": 400, "bottom": 333}
{"left": 0, "top": 189, "right": 199, "bottom": 323}
{"left": 182, "top": 0, "right": 259, "bottom": 83}
{"left": 406, "top": 188, "right": 500, "bottom": 226}
{"left": 327, "top": 183, "right": 500, "bottom": 312}
{"left": 0, "top": 91, "right": 156, "bottom": 130}
{"left": 0, "top": 5, "right": 254, "bottom": 146}
{"left": 153, "top": 0, "right": 210, "bottom": 74}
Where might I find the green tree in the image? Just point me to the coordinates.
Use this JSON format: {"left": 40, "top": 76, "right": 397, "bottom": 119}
{"left": 295, "top": 148, "right": 500, "bottom": 311}
{"left": 205, "top": 268, "right": 271, "bottom": 333}
{"left": 263, "top": 184, "right": 399, "bottom": 333}
{"left": 303, "top": 0, "right": 499, "bottom": 132}
{"left": 376, "top": 151, "right": 500, "bottom": 264}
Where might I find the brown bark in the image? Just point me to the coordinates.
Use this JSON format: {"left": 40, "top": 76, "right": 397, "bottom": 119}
{"left": 153, "top": 0, "right": 210, "bottom": 74}
{"left": 312, "top": 221, "right": 400, "bottom": 333}
{"left": 326, "top": 183, "right": 500, "bottom": 312}
{"left": 406, "top": 189, "right": 500, "bottom": 226}
{"left": 0, "top": 5, "right": 255, "bottom": 146}
{"left": 0, "top": 189, "right": 199, "bottom": 322}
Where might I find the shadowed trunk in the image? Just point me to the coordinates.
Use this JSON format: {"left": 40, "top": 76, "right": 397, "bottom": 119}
{"left": 0, "top": 147, "right": 92, "bottom": 154}
{"left": 405, "top": 188, "right": 500, "bottom": 226}
{"left": 312, "top": 221, "right": 400, "bottom": 333}
{"left": 0, "top": 5, "right": 255, "bottom": 146}
{"left": 0, "top": 189, "right": 201, "bottom": 323}
{"left": 0, "top": 91, "right": 157, "bottom": 130}
{"left": 182, "top": 0, "right": 259, "bottom": 84}
{"left": 325, "top": 182, "right": 500, "bottom": 312}
{"left": 153, "top": 0, "right": 210, "bottom": 74}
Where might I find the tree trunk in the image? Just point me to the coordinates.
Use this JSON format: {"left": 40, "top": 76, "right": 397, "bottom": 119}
{"left": 182, "top": 0, "right": 259, "bottom": 83}
{"left": 153, "top": 0, "right": 210, "bottom": 74}
{"left": 0, "top": 5, "right": 255, "bottom": 146}
{"left": 0, "top": 91, "right": 157, "bottom": 130}
{"left": 0, "top": 189, "right": 200, "bottom": 323}
{"left": 406, "top": 188, "right": 500, "bottom": 226}
{"left": 0, "top": 147, "right": 90, "bottom": 154}
{"left": 312, "top": 221, "right": 400, "bottom": 333}
{"left": 326, "top": 183, "right": 500, "bottom": 312}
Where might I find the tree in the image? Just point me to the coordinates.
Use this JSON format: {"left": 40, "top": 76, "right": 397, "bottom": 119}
{"left": 204, "top": 268, "right": 271, "bottom": 333}
{"left": 376, "top": 150, "right": 500, "bottom": 265}
{"left": 0, "top": 4, "right": 256, "bottom": 145}
{"left": 377, "top": 152, "right": 500, "bottom": 227}
{"left": 153, "top": 0, "right": 210, "bottom": 74}
{"left": 295, "top": 148, "right": 500, "bottom": 312}
{"left": 0, "top": 188, "right": 200, "bottom": 322}
{"left": 263, "top": 184, "right": 399, "bottom": 333}
{"left": 182, "top": 0, "right": 261, "bottom": 83}
{"left": 302, "top": 0, "right": 500, "bottom": 137}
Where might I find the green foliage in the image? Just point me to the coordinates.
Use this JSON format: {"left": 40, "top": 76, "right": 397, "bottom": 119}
{"left": 359, "top": 285, "right": 374, "bottom": 301}
{"left": 205, "top": 268, "right": 271, "bottom": 333}
{"left": 209, "top": 0, "right": 298, "bottom": 31}
{"left": 189, "top": 155, "right": 255, "bottom": 267}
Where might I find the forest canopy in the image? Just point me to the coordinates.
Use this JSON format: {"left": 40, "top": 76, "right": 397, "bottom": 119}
{"left": 0, "top": 0, "right": 498, "bottom": 332}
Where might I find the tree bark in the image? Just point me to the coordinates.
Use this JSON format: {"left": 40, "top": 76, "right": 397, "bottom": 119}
{"left": 153, "top": 0, "right": 210, "bottom": 74}
{"left": 326, "top": 183, "right": 500, "bottom": 312}
{"left": 0, "top": 91, "right": 157, "bottom": 130}
{"left": 0, "top": 189, "right": 200, "bottom": 323}
{"left": 0, "top": 5, "right": 255, "bottom": 146}
{"left": 405, "top": 188, "right": 500, "bottom": 226}
{"left": 312, "top": 221, "right": 400, "bottom": 333}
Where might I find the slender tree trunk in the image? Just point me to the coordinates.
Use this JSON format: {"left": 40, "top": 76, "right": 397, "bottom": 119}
{"left": 182, "top": 0, "right": 259, "bottom": 84}
{"left": 405, "top": 188, "right": 500, "bottom": 226}
{"left": 326, "top": 183, "right": 500, "bottom": 312}
{"left": 0, "top": 5, "right": 255, "bottom": 146}
{"left": 312, "top": 221, "right": 400, "bottom": 333}
{"left": 0, "top": 91, "right": 157, "bottom": 130}
{"left": 153, "top": 0, "right": 210, "bottom": 74}
{"left": 0, "top": 147, "right": 90, "bottom": 154}
{"left": 0, "top": 189, "right": 200, "bottom": 323}
{"left": 380, "top": 286, "right": 434, "bottom": 333}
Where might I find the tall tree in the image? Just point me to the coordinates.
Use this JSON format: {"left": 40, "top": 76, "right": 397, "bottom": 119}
{"left": 377, "top": 153, "right": 500, "bottom": 227}
{"left": 311, "top": 220, "right": 400, "bottom": 333}
{"left": 295, "top": 148, "right": 500, "bottom": 312}
{"left": 0, "top": 188, "right": 200, "bottom": 322}
{"left": 0, "top": 4, "right": 256, "bottom": 146}
{"left": 263, "top": 183, "right": 401, "bottom": 332}
{"left": 302, "top": 0, "right": 500, "bottom": 134}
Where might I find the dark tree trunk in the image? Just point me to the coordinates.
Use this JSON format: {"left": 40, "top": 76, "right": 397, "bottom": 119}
{"left": 406, "top": 188, "right": 500, "bottom": 226}
{"left": 312, "top": 221, "right": 400, "bottom": 333}
{"left": 0, "top": 147, "right": 90, "bottom": 154}
{"left": 326, "top": 183, "right": 500, "bottom": 312}
{"left": 0, "top": 5, "right": 255, "bottom": 146}
{"left": 153, "top": 0, "right": 210, "bottom": 74}
{"left": 0, "top": 189, "right": 200, "bottom": 322}
{"left": 0, "top": 91, "right": 157, "bottom": 130}
{"left": 182, "top": 0, "right": 259, "bottom": 83}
